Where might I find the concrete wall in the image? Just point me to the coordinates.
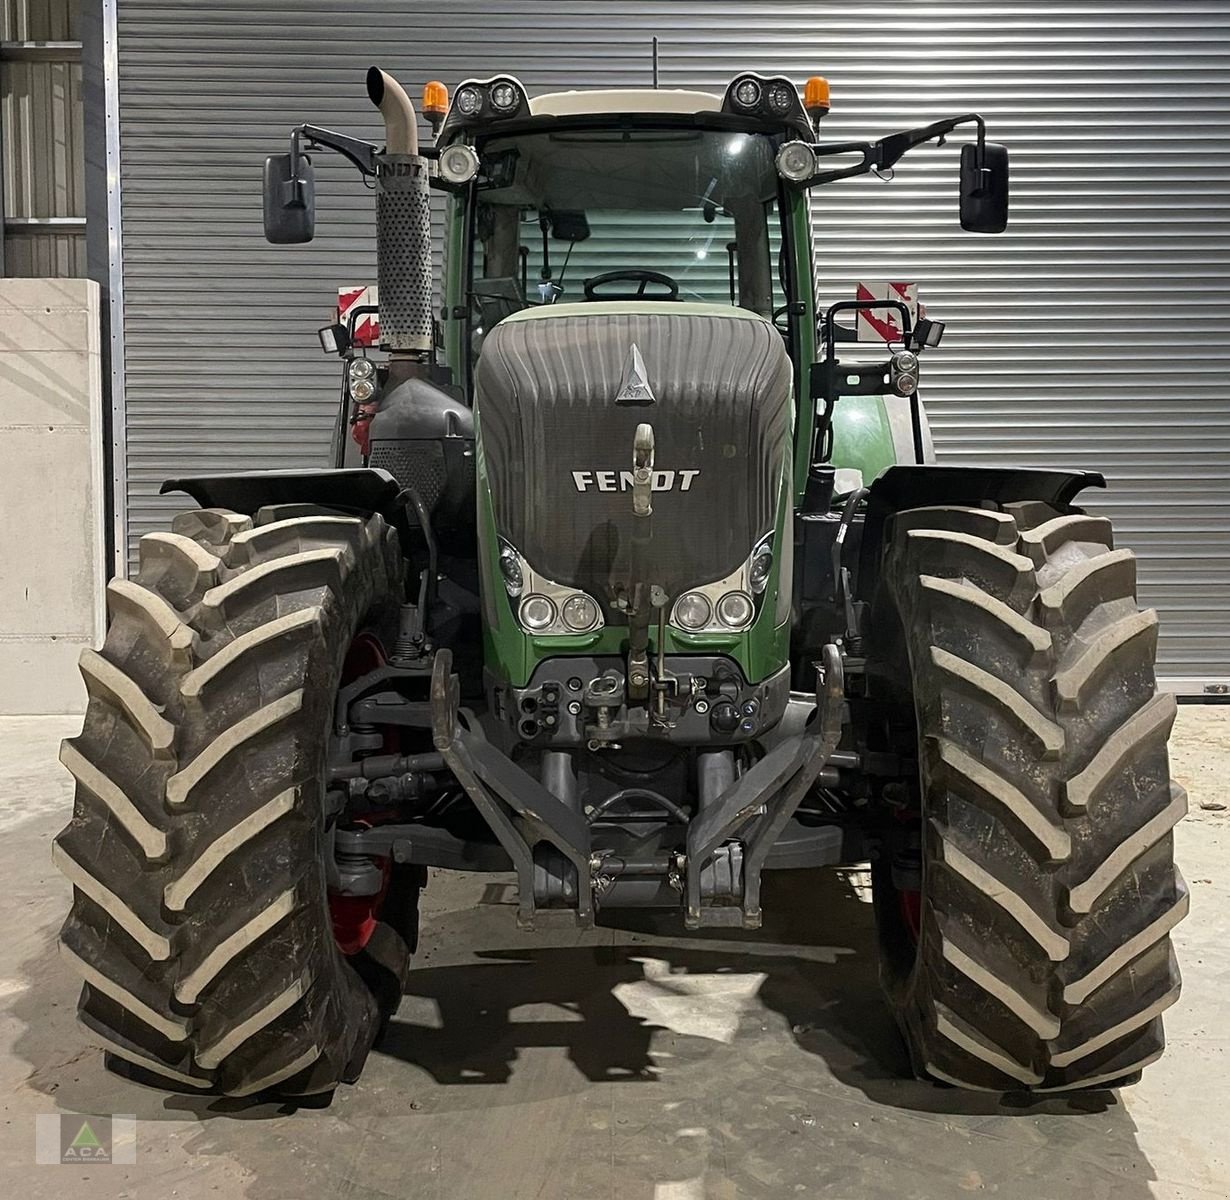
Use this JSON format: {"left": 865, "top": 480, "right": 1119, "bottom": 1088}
{"left": 0, "top": 278, "right": 104, "bottom": 714}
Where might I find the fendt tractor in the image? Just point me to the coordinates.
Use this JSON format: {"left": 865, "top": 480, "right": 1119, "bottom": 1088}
{"left": 54, "top": 65, "right": 1186, "bottom": 1102}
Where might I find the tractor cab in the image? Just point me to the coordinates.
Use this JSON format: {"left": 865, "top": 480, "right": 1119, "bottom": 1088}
{"left": 444, "top": 96, "right": 792, "bottom": 366}
{"left": 433, "top": 79, "right": 820, "bottom": 460}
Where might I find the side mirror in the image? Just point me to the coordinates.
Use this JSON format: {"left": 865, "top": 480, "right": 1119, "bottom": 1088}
{"left": 549, "top": 209, "right": 590, "bottom": 243}
{"left": 263, "top": 153, "right": 316, "bottom": 244}
{"left": 960, "top": 142, "right": 1008, "bottom": 234}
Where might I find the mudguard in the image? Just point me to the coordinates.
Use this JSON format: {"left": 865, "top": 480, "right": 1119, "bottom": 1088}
{"left": 161, "top": 467, "right": 403, "bottom": 520}
{"left": 854, "top": 464, "right": 1106, "bottom": 601}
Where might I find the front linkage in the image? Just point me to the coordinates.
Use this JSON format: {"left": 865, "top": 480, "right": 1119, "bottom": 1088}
{"left": 429, "top": 643, "right": 844, "bottom": 930}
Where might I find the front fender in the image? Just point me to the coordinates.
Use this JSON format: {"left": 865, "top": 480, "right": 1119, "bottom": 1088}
{"left": 161, "top": 467, "right": 403, "bottom": 521}
{"left": 855, "top": 464, "right": 1106, "bottom": 602}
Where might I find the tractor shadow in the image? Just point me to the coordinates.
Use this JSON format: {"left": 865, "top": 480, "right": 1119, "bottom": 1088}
{"left": 8, "top": 859, "right": 1159, "bottom": 1200}
{"left": 13, "top": 864, "right": 1131, "bottom": 1129}
{"left": 380, "top": 867, "right": 1128, "bottom": 1118}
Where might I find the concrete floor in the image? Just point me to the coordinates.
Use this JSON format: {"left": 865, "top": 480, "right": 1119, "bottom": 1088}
{"left": 0, "top": 710, "right": 1226, "bottom": 1199}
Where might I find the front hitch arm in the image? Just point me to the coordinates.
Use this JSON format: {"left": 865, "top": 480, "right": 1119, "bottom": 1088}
{"left": 682, "top": 643, "right": 846, "bottom": 929}
{"left": 431, "top": 650, "right": 593, "bottom": 928}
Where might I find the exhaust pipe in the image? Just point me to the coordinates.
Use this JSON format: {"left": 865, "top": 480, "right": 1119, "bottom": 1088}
{"left": 366, "top": 67, "right": 418, "bottom": 156}
{"left": 366, "top": 66, "right": 432, "bottom": 354}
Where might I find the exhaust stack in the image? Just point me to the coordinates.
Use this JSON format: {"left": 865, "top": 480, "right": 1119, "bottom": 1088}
{"left": 366, "top": 66, "right": 433, "bottom": 354}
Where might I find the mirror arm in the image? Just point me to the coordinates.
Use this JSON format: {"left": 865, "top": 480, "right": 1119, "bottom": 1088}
{"left": 293, "top": 124, "right": 441, "bottom": 177}
{"left": 291, "top": 125, "right": 378, "bottom": 180}
{"left": 872, "top": 112, "right": 987, "bottom": 171}
{"left": 798, "top": 140, "right": 876, "bottom": 186}
{"left": 793, "top": 114, "right": 988, "bottom": 188}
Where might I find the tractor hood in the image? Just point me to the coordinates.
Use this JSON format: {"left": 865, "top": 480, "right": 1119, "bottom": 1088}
{"left": 474, "top": 302, "right": 792, "bottom": 606}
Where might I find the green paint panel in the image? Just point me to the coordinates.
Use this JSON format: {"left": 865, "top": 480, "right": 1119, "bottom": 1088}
{"left": 478, "top": 452, "right": 793, "bottom": 688}
{"left": 829, "top": 394, "right": 898, "bottom": 483}
{"left": 787, "top": 193, "right": 818, "bottom": 501}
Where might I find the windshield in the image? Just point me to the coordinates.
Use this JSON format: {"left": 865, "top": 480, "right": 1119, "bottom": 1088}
{"left": 465, "top": 126, "right": 786, "bottom": 354}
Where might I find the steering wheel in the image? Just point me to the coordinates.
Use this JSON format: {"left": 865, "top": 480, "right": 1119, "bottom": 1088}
{"left": 583, "top": 270, "right": 680, "bottom": 302}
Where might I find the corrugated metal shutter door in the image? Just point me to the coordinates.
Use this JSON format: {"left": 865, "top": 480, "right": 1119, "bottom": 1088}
{"left": 113, "top": 1, "right": 1230, "bottom": 690}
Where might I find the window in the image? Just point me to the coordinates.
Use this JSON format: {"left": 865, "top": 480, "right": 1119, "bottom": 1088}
{"left": 466, "top": 124, "right": 785, "bottom": 354}
{"left": 1, "top": 0, "right": 85, "bottom": 277}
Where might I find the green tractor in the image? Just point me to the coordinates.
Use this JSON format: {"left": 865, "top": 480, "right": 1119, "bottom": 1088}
{"left": 54, "top": 66, "right": 1185, "bottom": 1101}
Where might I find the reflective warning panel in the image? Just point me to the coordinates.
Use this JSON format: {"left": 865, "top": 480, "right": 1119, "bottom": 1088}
{"left": 856, "top": 281, "right": 918, "bottom": 343}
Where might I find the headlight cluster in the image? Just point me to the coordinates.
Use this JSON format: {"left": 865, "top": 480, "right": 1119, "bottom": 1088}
{"left": 348, "top": 356, "right": 377, "bottom": 402}
{"left": 891, "top": 350, "right": 920, "bottom": 395}
{"left": 500, "top": 541, "right": 604, "bottom": 635}
{"left": 669, "top": 532, "right": 774, "bottom": 634}
{"left": 673, "top": 589, "right": 756, "bottom": 632}
{"left": 724, "top": 74, "right": 806, "bottom": 127}
{"left": 450, "top": 75, "right": 528, "bottom": 124}
{"left": 517, "top": 592, "right": 602, "bottom": 633}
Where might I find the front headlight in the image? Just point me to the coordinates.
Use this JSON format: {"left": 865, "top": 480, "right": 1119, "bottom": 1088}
{"left": 673, "top": 592, "right": 712, "bottom": 631}
{"left": 776, "top": 141, "right": 818, "bottom": 183}
{"left": 519, "top": 594, "right": 556, "bottom": 631}
{"left": 455, "top": 84, "right": 483, "bottom": 115}
{"left": 349, "top": 377, "right": 376, "bottom": 402}
{"left": 767, "top": 81, "right": 795, "bottom": 114}
{"left": 439, "top": 143, "right": 480, "bottom": 185}
{"left": 562, "top": 594, "right": 601, "bottom": 632}
{"left": 489, "top": 80, "right": 519, "bottom": 112}
{"left": 732, "top": 77, "right": 762, "bottom": 109}
{"left": 749, "top": 544, "right": 773, "bottom": 594}
{"left": 499, "top": 544, "right": 524, "bottom": 597}
{"left": 716, "top": 591, "right": 755, "bottom": 629}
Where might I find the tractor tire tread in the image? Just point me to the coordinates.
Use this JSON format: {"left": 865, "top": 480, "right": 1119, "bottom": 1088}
{"left": 878, "top": 501, "right": 1184, "bottom": 1092}
{"left": 53, "top": 505, "right": 406, "bottom": 1099}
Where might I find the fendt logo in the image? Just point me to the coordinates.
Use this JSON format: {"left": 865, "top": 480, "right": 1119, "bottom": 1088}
{"left": 375, "top": 158, "right": 428, "bottom": 180}
{"left": 572, "top": 470, "right": 700, "bottom": 493}
{"left": 615, "top": 343, "right": 656, "bottom": 405}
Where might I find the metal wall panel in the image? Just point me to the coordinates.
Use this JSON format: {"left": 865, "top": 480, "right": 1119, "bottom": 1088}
{"left": 109, "top": 1, "right": 1230, "bottom": 688}
{"left": 2, "top": 0, "right": 84, "bottom": 274}
{"left": 3, "top": 0, "right": 78, "bottom": 41}
{"left": 4, "top": 227, "right": 85, "bottom": 274}
{"left": 2, "top": 59, "right": 84, "bottom": 217}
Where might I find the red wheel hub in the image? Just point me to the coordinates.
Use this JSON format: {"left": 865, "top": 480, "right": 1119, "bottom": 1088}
{"left": 330, "top": 862, "right": 391, "bottom": 955}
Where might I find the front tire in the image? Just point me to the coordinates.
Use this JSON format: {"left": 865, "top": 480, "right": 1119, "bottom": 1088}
{"left": 871, "top": 502, "right": 1186, "bottom": 1092}
{"left": 53, "top": 505, "right": 408, "bottom": 1098}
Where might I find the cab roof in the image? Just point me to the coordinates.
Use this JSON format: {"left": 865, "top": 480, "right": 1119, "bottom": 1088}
{"left": 528, "top": 88, "right": 723, "bottom": 119}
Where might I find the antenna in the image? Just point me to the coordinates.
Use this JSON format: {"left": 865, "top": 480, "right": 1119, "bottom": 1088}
{"left": 652, "top": 37, "right": 660, "bottom": 88}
